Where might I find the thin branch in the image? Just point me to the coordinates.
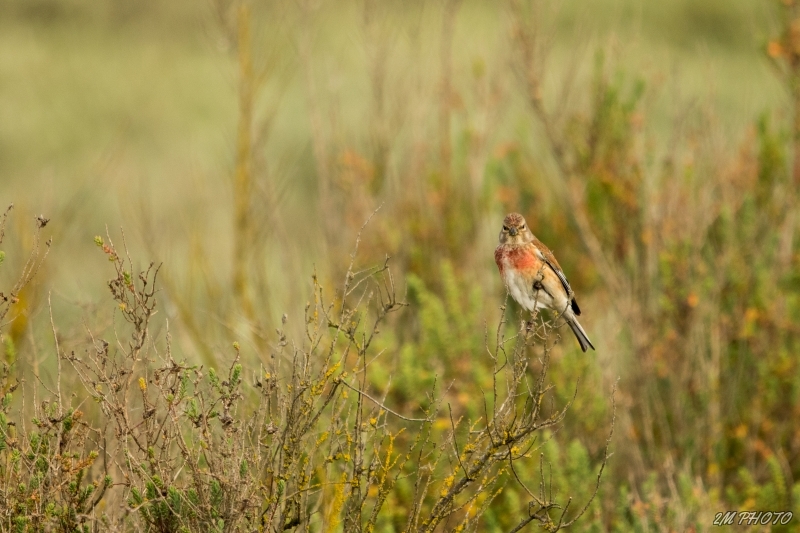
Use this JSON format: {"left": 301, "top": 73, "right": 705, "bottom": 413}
{"left": 339, "top": 380, "right": 429, "bottom": 423}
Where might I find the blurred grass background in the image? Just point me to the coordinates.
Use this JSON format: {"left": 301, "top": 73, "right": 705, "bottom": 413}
{"left": 1, "top": 0, "right": 798, "bottom": 530}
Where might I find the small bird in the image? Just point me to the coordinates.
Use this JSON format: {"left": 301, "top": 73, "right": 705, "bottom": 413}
{"left": 494, "top": 212, "right": 595, "bottom": 352}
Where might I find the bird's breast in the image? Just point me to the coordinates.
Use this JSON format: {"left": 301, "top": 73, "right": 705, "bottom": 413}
{"left": 495, "top": 244, "right": 540, "bottom": 272}
{"left": 495, "top": 244, "right": 553, "bottom": 312}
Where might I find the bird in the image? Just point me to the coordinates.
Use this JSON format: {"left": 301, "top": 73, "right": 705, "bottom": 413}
{"left": 494, "top": 212, "right": 595, "bottom": 352}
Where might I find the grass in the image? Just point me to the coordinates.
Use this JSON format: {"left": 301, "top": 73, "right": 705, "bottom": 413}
{"left": 0, "top": 0, "right": 798, "bottom": 531}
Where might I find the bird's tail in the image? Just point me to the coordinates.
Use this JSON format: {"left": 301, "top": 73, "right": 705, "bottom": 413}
{"left": 568, "top": 317, "right": 595, "bottom": 352}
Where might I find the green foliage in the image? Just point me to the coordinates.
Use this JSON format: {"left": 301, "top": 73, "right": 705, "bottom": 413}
{"left": 0, "top": 0, "right": 798, "bottom": 531}
{"left": 0, "top": 365, "right": 105, "bottom": 532}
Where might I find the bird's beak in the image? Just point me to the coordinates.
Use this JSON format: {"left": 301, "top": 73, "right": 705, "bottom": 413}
{"left": 509, "top": 227, "right": 518, "bottom": 236}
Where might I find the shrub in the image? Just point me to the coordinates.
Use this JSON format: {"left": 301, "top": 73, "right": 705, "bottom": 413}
{"left": 0, "top": 213, "right": 614, "bottom": 531}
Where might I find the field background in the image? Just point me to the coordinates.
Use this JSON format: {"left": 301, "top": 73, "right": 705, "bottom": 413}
{"left": 0, "top": 0, "right": 798, "bottom": 531}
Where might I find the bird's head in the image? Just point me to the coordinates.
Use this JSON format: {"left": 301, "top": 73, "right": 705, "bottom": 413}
{"left": 498, "top": 212, "right": 534, "bottom": 245}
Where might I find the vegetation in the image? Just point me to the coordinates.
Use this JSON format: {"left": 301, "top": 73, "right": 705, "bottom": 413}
{"left": 0, "top": 0, "right": 798, "bottom": 531}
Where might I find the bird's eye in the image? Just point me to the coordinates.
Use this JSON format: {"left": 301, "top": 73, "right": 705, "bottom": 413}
{"left": 503, "top": 225, "right": 509, "bottom": 231}
{"left": 520, "top": 225, "right": 525, "bottom": 230}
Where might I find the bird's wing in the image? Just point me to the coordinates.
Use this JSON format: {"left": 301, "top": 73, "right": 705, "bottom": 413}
{"left": 531, "top": 236, "right": 573, "bottom": 298}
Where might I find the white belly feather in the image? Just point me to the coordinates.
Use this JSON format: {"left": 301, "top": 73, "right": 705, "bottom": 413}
{"left": 502, "top": 268, "right": 555, "bottom": 313}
